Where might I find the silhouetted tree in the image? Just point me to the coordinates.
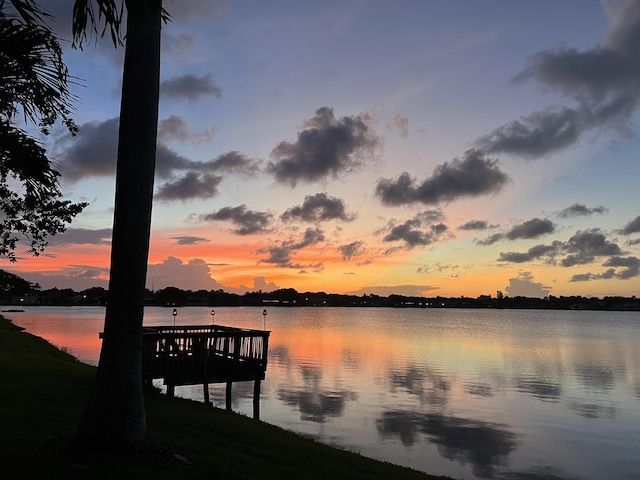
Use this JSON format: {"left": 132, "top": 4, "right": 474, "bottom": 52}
{"left": 0, "top": 0, "right": 87, "bottom": 261}
{"left": 72, "top": 0, "right": 168, "bottom": 447}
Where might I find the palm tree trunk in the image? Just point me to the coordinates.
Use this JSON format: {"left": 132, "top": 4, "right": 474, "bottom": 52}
{"left": 76, "top": 0, "right": 161, "bottom": 446}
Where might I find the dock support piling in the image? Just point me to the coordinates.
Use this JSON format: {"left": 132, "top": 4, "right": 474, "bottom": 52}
{"left": 203, "top": 382, "right": 210, "bottom": 404}
{"left": 225, "top": 381, "right": 232, "bottom": 411}
{"left": 253, "top": 379, "right": 261, "bottom": 420}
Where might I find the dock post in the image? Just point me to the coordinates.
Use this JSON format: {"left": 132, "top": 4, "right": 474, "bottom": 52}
{"left": 253, "top": 379, "right": 261, "bottom": 420}
{"left": 225, "top": 381, "right": 232, "bottom": 411}
{"left": 167, "top": 382, "right": 175, "bottom": 397}
{"left": 203, "top": 382, "right": 210, "bottom": 404}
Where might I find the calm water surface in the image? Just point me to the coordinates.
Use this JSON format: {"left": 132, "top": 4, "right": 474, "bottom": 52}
{"left": 9, "top": 306, "right": 640, "bottom": 480}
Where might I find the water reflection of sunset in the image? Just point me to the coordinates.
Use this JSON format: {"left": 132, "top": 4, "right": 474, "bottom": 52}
{"left": 10, "top": 306, "right": 640, "bottom": 480}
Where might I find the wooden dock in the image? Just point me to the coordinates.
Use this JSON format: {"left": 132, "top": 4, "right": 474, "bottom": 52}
{"left": 140, "top": 324, "right": 270, "bottom": 418}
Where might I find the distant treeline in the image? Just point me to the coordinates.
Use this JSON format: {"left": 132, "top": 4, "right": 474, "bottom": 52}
{"left": 1, "top": 270, "right": 638, "bottom": 311}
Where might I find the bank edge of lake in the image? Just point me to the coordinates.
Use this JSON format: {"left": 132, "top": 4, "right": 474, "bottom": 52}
{"left": 0, "top": 315, "right": 450, "bottom": 480}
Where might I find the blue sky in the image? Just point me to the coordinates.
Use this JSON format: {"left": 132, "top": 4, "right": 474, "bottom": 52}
{"left": 4, "top": 0, "right": 640, "bottom": 298}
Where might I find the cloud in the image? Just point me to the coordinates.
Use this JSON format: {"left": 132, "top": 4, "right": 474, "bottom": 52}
{"left": 477, "top": 106, "right": 586, "bottom": 158}
{"left": 478, "top": 217, "right": 555, "bottom": 245}
{"left": 620, "top": 215, "right": 640, "bottom": 234}
{"left": 557, "top": 203, "right": 609, "bottom": 218}
{"left": 477, "top": 0, "right": 640, "bottom": 158}
{"left": 505, "top": 218, "right": 555, "bottom": 240}
{"left": 337, "top": 240, "right": 366, "bottom": 261}
{"left": 165, "top": 0, "right": 227, "bottom": 24}
{"left": 155, "top": 172, "right": 223, "bottom": 201}
{"left": 375, "top": 149, "right": 509, "bottom": 206}
{"left": 561, "top": 229, "right": 623, "bottom": 266}
{"left": 162, "top": 33, "right": 195, "bottom": 62}
{"left": 504, "top": 272, "right": 552, "bottom": 297}
{"left": 258, "top": 227, "right": 325, "bottom": 268}
{"left": 267, "top": 107, "right": 380, "bottom": 186}
{"left": 56, "top": 117, "right": 197, "bottom": 182}
{"left": 13, "top": 266, "right": 109, "bottom": 290}
{"left": 497, "top": 229, "right": 625, "bottom": 272}
{"left": 146, "top": 256, "right": 225, "bottom": 291}
{"left": 281, "top": 193, "right": 356, "bottom": 223}
{"left": 458, "top": 220, "right": 496, "bottom": 231}
{"left": 241, "top": 276, "right": 279, "bottom": 293}
{"left": 56, "top": 116, "right": 260, "bottom": 200}
{"left": 416, "top": 263, "right": 463, "bottom": 275}
{"left": 170, "top": 236, "right": 209, "bottom": 245}
{"left": 570, "top": 256, "right": 640, "bottom": 282}
{"left": 55, "top": 118, "right": 119, "bottom": 181}
{"left": 158, "top": 115, "right": 216, "bottom": 144}
{"left": 497, "top": 243, "right": 561, "bottom": 263}
{"left": 202, "top": 151, "right": 262, "bottom": 175}
{"left": 46, "top": 228, "right": 112, "bottom": 246}
{"left": 160, "top": 73, "right": 222, "bottom": 101}
{"left": 387, "top": 113, "right": 409, "bottom": 138}
{"left": 381, "top": 210, "right": 452, "bottom": 250}
{"left": 200, "top": 205, "right": 273, "bottom": 235}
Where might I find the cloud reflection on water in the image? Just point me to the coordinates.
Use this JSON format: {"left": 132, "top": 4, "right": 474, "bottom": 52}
{"left": 376, "top": 410, "right": 518, "bottom": 479}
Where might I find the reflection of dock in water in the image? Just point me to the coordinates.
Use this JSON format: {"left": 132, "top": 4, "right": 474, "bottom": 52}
{"left": 141, "top": 325, "right": 270, "bottom": 419}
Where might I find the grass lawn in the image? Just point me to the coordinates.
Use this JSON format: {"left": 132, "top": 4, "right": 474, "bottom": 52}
{"left": 0, "top": 315, "right": 452, "bottom": 479}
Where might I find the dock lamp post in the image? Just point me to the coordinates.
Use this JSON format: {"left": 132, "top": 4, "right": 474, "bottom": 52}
{"left": 211, "top": 309, "right": 215, "bottom": 325}
{"left": 263, "top": 309, "right": 267, "bottom": 330}
{"left": 172, "top": 308, "right": 177, "bottom": 327}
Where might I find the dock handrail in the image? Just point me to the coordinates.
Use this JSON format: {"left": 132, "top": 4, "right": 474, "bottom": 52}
{"left": 140, "top": 324, "right": 270, "bottom": 384}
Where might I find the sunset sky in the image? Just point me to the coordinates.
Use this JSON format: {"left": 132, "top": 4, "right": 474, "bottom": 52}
{"left": 4, "top": 0, "right": 640, "bottom": 298}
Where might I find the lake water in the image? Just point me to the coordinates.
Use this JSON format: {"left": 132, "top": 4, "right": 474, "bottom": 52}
{"left": 8, "top": 306, "right": 640, "bottom": 480}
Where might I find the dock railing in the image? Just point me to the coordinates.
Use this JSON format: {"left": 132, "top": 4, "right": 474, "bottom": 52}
{"left": 141, "top": 324, "right": 270, "bottom": 386}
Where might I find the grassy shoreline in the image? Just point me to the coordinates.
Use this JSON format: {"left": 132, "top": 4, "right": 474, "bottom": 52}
{"left": 0, "top": 315, "right": 451, "bottom": 479}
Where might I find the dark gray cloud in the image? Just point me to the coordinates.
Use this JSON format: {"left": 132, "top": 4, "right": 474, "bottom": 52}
{"left": 56, "top": 117, "right": 194, "bottom": 182}
{"left": 561, "top": 229, "right": 623, "bottom": 266}
{"left": 571, "top": 256, "right": 640, "bottom": 282}
{"left": 478, "top": 218, "right": 555, "bottom": 245}
{"left": 458, "top": 220, "right": 496, "bottom": 231}
{"left": 603, "top": 256, "right": 640, "bottom": 279}
{"left": 155, "top": 172, "right": 223, "bottom": 201}
{"left": 557, "top": 203, "right": 608, "bottom": 218}
{"left": 477, "top": 106, "right": 585, "bottom": 158}
{"left": 56, "top": 117, "right": 260, "bottom": 201}
{"left": 506, "top": 218, "right": 555, "bottom": 240}
{"left": 477, "top": 0, "right": 640, "bottom": 158}
{"left": 620, "top": 215, "right": 640, "bottom": 234}
{"left": 337, "top": 240, "right": 366, "bottom": 261}
{"left": 381, "top": 210, "right": 452, "bottom": 250}
{"left": 200, "top": 205, "right": 273, "bottom": 235}
{"left": 55, "top": 118, "right": 119, "bottom": 181}
{"left": 267, "top": 107, "right": 380, "bottom": 186}
{"left": 158, "top": 115, "right": 216, "bottom": 144}
{"left": 497, "top": 229, "right": 634, "bottom": 282}
{"left": 160, "top": 73, "right": 222, "bottom": 101}
{"left": 46, "top": 228, "right": 112, "bottom": 246}
{"left": 171, "top": 236, "right": 209, "bottom": 245}
{"left": 497, "top": 243, "right": 561, "bottom": 263}
{"left": 281, "top": 193, "right": 355, "bottom": 223}
{"left": 375, "top": 150, "right": 509, "bottom": 206}
{"left": 259, "top": 227, "right": 325, "bottom": 268}
{"left": 203, "top": 151, "right": 261, "bottom": 175}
